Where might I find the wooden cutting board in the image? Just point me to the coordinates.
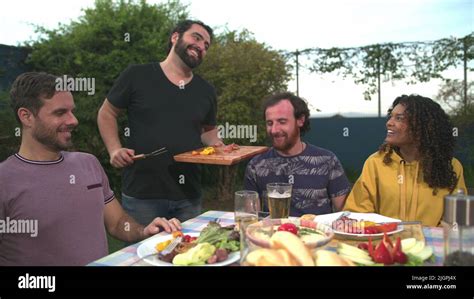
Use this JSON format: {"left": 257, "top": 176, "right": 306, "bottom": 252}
{"left": 173, "top": 146, "right": 269, "bottom": 165}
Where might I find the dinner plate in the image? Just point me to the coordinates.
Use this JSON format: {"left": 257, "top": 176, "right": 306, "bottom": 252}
{"left": 314, "top": 212, "right": 404, "bottom": 239}
{"left": 136, "top": 232, "right": 240, "bottom": 266}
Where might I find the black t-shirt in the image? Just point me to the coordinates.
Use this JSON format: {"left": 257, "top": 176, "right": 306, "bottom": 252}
{"left": 107, "top": 63, "right": 217, "bottom": 199}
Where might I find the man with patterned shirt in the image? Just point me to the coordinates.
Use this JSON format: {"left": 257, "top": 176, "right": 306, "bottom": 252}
{"left": 244, "top": 92, "right": 351, "bottom": 217}
{"left": 0, "top": 72, "right": 181, "bottom": 265}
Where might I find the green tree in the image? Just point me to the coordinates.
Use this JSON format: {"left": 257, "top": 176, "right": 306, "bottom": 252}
{"left": 196, "top": 30, "right": 291, "bottom": 202}
{"left": 435, "top": 79, "right": 473, "bottom": 115}
{"left": 292, "top": 33, "right": 474, "bottom": 116}
{"left": 23, "top": 0, "right": 291, "bottom": 205}
{"left": 25, "top": 0, "right": 188, "bottom": 193}
{"left": 435, "top": 79, "right": 474, "bottom": 188}
{"left": 0, "top": 91, "right": 19, "bottom": 160}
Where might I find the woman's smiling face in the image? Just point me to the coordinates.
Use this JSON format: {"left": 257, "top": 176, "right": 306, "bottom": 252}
{"left": 385, "top": 104, "right": 415, "bottom": 149}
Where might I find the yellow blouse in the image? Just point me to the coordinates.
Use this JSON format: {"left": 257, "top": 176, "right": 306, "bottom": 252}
{"left": 343, "top": 151, "right": 467, "bottom": 226}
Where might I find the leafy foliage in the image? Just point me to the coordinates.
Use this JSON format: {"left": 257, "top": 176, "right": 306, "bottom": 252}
{"left": 196, "top": 29, "right": 290, "bottom": 201}
{"left": 435, "top": 79, "right": 474, "bottom": 187}
{"left": 197, "top": 29, "right": 290, "bottom": 146}
{"left": 21, "top": 0, "right": 290, "bottom": 202}
{"left": 24, "top": 0, "right": 189, "bottom": 194}
{"left": 300, "top": 33, "right": 474, "bottom": 101}
{"left": 435, "top": 79, "right": 473, "bottom": 115}
{"left": 0, "top": 91, "right": 19, "bottom": 160}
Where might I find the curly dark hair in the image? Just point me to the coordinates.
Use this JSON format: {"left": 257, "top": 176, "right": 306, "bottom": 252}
{"left": 167, "top": 19, "right": 213, "bottom": 54}
{"left": 379, "top": 94, "right": 458, "bottom": 194}
{"left": 262, "top": 92, "right": 311, "bottom": 136}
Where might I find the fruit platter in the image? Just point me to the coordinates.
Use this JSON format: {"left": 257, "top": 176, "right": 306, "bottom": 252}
{"left": 336, "top": 233, "right": 434, "bottom": 266}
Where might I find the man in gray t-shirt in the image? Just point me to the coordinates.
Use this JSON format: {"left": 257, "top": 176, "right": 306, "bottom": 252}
{"left": 0, "top": 72, "right": 181, "bottom": 266}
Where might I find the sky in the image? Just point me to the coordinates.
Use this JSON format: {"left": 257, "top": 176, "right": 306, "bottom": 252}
{"left": 1, "top": 0, "right": 472, "bottom": 117}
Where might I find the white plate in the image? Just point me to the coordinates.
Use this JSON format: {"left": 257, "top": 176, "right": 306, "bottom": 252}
{"left": 136, "top": 232, "right": 240, "bottom": 266}
{"left": 314, "top": 212, "right": 404, "bottom": 239}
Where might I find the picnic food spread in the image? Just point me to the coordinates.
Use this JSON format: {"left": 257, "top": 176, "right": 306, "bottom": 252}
{"left": 192, "top": 146, "right": 216, "bottom": 156}
{"left": 246, "top": 218, "right": 333, "bottom": 249}
{"left": 246, "top": 231, "right": 316, "bottom": 266}
{"left": 245, "top": 229, "right": 433, "bottom": 266}
{"left": 174, "top": 145, "right": 268, "bottom": 165}
{"left": 244, "top": 214, "right": 434, "bottom": 266}
{"left": 245, "top": 230, "right": 354, "bottom": 266}
{"left": 300, "top": 214, "right": 317, "bottom": 221}
{"left": 336, "top": 234, "right": 433, "bottom": 266}
{"left": 191, "top": 144, "right": 240, "bottom": 156}
{"left": 155, "top": 221, "right": 240, "bottom": 266}
{"left": 333, "top": 214, "right": 399, "bottom": 234}
{"left": 222, "top": 143, "right": 240, "bottom": 153}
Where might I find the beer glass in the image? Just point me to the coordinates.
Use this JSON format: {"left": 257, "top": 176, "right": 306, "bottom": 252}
{"left": 266, "top": 183, "right": 292, "bottom": 219}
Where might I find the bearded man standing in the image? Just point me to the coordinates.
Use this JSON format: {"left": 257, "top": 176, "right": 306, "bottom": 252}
{"left": 244, "top": 92, "right": 351, "bottom": 217}
{"left": 98, "top": 20, "right": 223, "bottom": 225}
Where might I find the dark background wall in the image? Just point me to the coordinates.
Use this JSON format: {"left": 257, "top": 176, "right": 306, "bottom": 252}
{"left": 304, "top": 117, "right": 472, "bottom": 179}
{"left": 303, "top": 117, "right": 386, "bottom": 174}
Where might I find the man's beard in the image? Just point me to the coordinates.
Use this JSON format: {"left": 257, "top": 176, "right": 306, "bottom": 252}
{"left": 270, "top": 126, "right": 300, "bottom": 152}
{"left": 33, "top": 119, "right": 74, "bottom": 152}
{"left": 174, "top": 37, "right": 203, "bottom": 69}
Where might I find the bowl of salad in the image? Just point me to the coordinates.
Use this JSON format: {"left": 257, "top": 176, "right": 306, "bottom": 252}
{"left": 245, "top": 218, "right": 334, "bottom": 249}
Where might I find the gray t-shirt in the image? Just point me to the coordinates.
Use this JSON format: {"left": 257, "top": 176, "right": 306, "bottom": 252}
{"left": 0, "top": 152, "right": 114, "bottom": 266}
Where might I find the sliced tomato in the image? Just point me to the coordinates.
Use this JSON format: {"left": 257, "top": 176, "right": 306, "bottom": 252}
{"left": 363, "top": 227, "right": 379, "bottom": 234}
{"left": 183, "top": 235, "right": 191, "bottom": 242}
{"left": 277, "top": 223, "right": 299, "bottom": 235}
{"left": 375, "top": 223, "right": 398, "bottom": 233}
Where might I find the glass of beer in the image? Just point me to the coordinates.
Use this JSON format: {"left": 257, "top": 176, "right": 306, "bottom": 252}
{"left": 266, "top": 183, "right": 292, "bottom": 219}
{"left": 234, "top": 190, "right": 260, "bottom": 265}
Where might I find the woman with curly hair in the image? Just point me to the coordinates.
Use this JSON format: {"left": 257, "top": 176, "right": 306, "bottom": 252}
{"left": 344, "top": 94, "right": 467, "bottom": 226}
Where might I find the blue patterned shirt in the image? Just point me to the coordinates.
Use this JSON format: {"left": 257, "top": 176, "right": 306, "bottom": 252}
{"left": 244, "top": 144, "right": 351, "bottom": 217}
